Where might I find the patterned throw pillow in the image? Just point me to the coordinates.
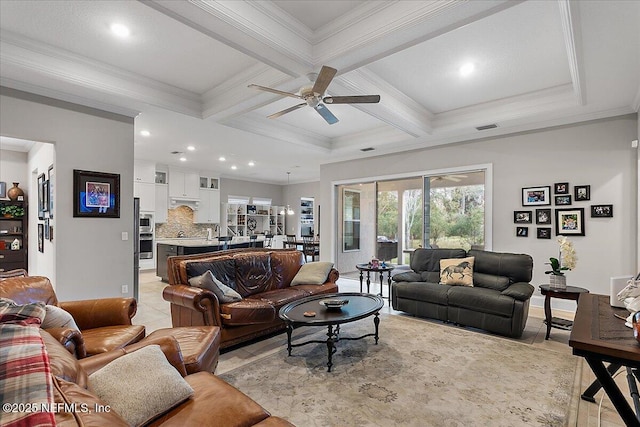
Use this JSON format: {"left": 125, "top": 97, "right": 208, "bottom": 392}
{"left": 439, "top": 257, "right": 475, "bottom": 287}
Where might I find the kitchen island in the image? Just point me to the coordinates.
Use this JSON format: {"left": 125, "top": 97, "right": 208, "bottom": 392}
{"left": 156, "top": 238, "right": 264, "bottom": 282}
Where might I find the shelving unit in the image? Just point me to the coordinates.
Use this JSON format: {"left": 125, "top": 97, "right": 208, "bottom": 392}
{"left": 0, "top": 200, "right": 28, "bottom": 272}
{"left": 300, "top": 197, "right": 315, "bottom": 236}
{"left": 223, "top": 203, "right": 285, "bottom": 237}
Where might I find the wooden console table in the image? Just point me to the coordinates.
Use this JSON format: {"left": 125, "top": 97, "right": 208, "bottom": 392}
{"left": 569, "top": 294, "right": 640, "bottom": 426}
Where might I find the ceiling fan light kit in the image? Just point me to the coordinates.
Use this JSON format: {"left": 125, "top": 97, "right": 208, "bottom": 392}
{"left": 249, "top": 65, "right": 381, "bottom": 125}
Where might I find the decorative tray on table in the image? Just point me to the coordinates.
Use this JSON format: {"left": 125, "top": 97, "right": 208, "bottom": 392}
{"left": 319, "top": 298, "right": 349, "bottom": 310}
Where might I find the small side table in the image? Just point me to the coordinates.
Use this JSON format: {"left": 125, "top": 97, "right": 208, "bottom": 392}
{"left": 356, "top": 263, "right": 395, "bottom": 305}
{"left": 539, "top": 284, "right": 589, "bottom": 340}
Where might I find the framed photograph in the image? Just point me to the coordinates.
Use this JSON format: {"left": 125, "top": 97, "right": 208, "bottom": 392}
{"left": 536, "top": 209, "right": 552, "bottom": 225}
{"left": 522, "top": 186, "right": 551, "bottom": 206}
{"left": 48, "top": 165, "right": 54, "bottom": 219}
{"left": 44, "top": 219, "right": 50, "bottom": 240}
{"left": 537, "top": 227, "right": 552, "bottom": 239}
{"left": 514, "top": 211, "right": 532, "bottom": 223}
{"left": 37, "top": 173, "right": 46, "bottom": 220}
{"left": 0, "top": 181, "right": 6, "bottom": 199}
{"left": 574, "top": 185, "right": 590, "bottom": 201}
{"left": 38, "top": 223, "right": 44, "bottom": 253}
{"left": 73, "top": 170, "right": 121, "bottom": 218}
{"left": 591, "top": 204, "right": 613, "bottom": 218}
{"left": 555, "top": 208, "right": 585, "bottom": 236}
{"left": 555, "top": 195, "right": 572, "bottom": 206}
{"left": 516, "top": 226, "right": 529, "bottom": 237}
{"left": 49, "top": 225, "right": 53, "bottom": 242}
{"left": 554, "top": 182, "right": 569, "bottom": 194}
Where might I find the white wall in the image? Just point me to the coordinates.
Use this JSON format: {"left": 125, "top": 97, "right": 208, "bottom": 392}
{"left": 27, "top": 143, "right": 54, "bottom": 280}
{"left": 284, "top": 181, "right": 320, "bottom": 237}
{"left": 320, "top": 115, "right": 639, "bottom": 310}
{"left": 0, "top": 149, "right": 29, "bottom": 191}
{"left": 220, "top": 177, "right": 284, "bottom": 206}
{"left": 0, "top": 88, "right": 135, "bottom": 301}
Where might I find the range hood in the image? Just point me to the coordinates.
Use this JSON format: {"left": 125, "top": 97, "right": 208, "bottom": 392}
{"left": 169, "top": 197, "right": 199, "bottom": 211}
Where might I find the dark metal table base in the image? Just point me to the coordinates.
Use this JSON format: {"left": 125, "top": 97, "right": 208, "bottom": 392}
{"left": 285, "top": 313, "right": 380, "bottom": 372}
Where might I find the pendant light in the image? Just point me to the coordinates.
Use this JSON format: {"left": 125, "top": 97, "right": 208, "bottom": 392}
{"left": 280, "top": 172, "right": 295, "bottom": 215}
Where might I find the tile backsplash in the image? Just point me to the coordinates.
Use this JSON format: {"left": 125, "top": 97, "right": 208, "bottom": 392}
{"left": 155, "top": 205, "right": 217, "bottom": 238}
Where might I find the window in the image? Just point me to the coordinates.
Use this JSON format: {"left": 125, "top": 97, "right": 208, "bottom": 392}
{"left": 343, "top": 189, "right": 360, "bottom": 251}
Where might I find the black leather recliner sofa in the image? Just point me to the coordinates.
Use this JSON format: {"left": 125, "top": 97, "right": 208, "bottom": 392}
{"left": 391, "top": 248, "right": 534, "bottom": 338}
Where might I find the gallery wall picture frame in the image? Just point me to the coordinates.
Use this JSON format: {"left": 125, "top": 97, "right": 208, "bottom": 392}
{"left": 516, "top": 226, "right": 529, "bottom": 237}
{"left": 574, "top": 185, "right": 590, "bottom": 201}
{"left": 48, "top": 164, "right": 54, "bottom": 219}
{"left": 555, "top": 195, "right": 572, "bottom": 206}
{"left": 73, "top": 169, "right": 121, "bottom": 218}
{"left": 514, "top": 211, "right": 532, "bottom": 223}
{"left": 0, "top": 181, "right": 6, "bottom": 199}
{"left": 591, "top": 204, "right": 613, "bottom": 218}
{"left": 536, "top": 209, "right": 552, "bottom": 225}
{"left": 555, "top": 208, "right": 585, "bottom": 236}
{"left": 522, "top": 186, "right": 551, "bottom": 206}
{"left": 537, "top": 227, "right": 552, "bottom": 239}
{"left": 37, "top": 173, "right": 46, "bottom": 220}
{"left": 38, "top": 223, "right": 44, "bottom": 253}
{"left": 44, "top": 218, "right": 50, "bottom": 240}
{"left": 554, "top": 182, "right": 569, "bottom": 194}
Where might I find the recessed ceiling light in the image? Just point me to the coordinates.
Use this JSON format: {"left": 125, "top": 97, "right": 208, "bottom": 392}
{"left": 459, "top": 62, "right": 475, "bottom": 77}
{"left": 110, "top": 23, "right": 130, "bottom": 38}
{"left": 231, "top": 165, "right": 237, "bottom": 170}
{"left": 248, "top": 161, "right": 255, "bottom": 167}
{"left": 219, "top": 156, "right": 226, "bottom": 162}
{"left": 179, "top": 157, "right": 186, "bottom": 162}
{"left": 187, "top": 145, "right": 195, "bottom": 151}
{"left": 140, "top": 130, "right": 150, "bottom": 137}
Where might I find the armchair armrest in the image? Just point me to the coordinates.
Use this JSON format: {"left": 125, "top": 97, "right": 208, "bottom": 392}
{"left": 162, "top": 284, "right": 222, "bottom": 327}
{"left": 44, "top": 327, "right": 87, "bottom": 359}
{"left": 501, "top": 282, "right": 534, "bottom": 301}
{"left": 60, "top": 298, "right": 137, "bottom": 330}
{"left": 392, "top": 271, "right": 423, "bottom": 282}
{"left": 79, "top": 335, "right": 187, "bottom": 377}
{"left": 328, "top": 268, "right": 340, "bottom": 283}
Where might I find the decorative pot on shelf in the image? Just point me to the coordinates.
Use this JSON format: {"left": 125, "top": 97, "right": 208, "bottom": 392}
{"left": 549, "top": 274, "right": 567, "bottom": 290}
{"left": 7, "top": 182, "right": 24, "bottom": 201}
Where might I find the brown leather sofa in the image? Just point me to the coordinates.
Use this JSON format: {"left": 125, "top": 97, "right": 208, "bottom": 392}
{"left": 41, "top": 329, "right": 295, "bottom": 426}
{"left": 164, "top": 248, "right": 339, "bottom": 348}
{"left": 0, "top": 275, "right": 145, "bottom": 358}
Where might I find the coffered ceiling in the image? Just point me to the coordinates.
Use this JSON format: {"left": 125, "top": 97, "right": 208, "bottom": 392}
{"left": 1, "top": 0, "right": 638, "bottom": 184}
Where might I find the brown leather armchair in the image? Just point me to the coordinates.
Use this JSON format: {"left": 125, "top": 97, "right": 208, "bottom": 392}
{"left": 0, "top": 275, "right": 145, "bottom": 358}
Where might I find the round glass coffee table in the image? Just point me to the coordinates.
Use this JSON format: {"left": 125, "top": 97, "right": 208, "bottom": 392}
{"left": 279, "top": 292, "right": 384, "bottom": 372}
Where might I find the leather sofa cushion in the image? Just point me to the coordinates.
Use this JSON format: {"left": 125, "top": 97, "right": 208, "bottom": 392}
{"left": 248, "top": 288, "right": 308, "bottom": 310}
{"left": 393, "top": 282, "right": 449, "bottom": 305}
{"left": 234, "top": 252, "right": 273, "bottom": 296}
{"left": 421, "top": 271, "right": 441, "bottom": 283}
{"left": 468, "top": 249, "right": 533, "bottom": 285}
{"left": 186, "top": 258, "right": 237, "bottom": 291}
{"left": 82, "top": 325, "right": 146, "bottom": 357}
{"left": 447, "top": 286, "right": 514, "bottom": 317}
{"left": 0, "top": 276, "right": 58, "bottom": 306}
{"left": 473, "top": 272, "right": 510, "bottom": 292}
{"left": 270, "top": 251, "right": 304, "bottom": 289}
{"left": 410, "top": 248, "right": 466, "bottom": 272}
{"left": 292, "top": 282, "right": 339, "bottom": 296}
{"left": 220, "top": 299, "right": 275, "bottom": 326}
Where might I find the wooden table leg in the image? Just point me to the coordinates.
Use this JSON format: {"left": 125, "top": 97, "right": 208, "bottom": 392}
{"left": 544, "top": 293, "right": 552, "bottom": 340}
{"left": 359, "top": 270, "right": 364, "bottom": 293}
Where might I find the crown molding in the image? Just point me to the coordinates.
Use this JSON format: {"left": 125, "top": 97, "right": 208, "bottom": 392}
{"left": 558, "top": 0, "right": 586, "bottom": 105}
{"left": 0, "top": 31, "right": 202, "bottom": 117}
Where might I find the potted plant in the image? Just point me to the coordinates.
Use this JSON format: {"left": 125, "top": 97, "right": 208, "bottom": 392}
{"left": 0, "top": 205, "right": 25, "bottom": 218}
{"left": 545, "top": 236, "right": 577, "bottom": 289}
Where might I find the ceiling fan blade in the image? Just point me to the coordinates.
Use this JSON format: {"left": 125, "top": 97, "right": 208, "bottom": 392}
{"left": 312, "top": 65, "right": 337, "bottom": 95}
{"left": 267, "top": 103, "right": 306, "bottom": 119}
{"left": 314, "top": 103, "right": 339, "bottom": 125}
{"left": 324, "top": 95, "right": 381, "bottom": 104}
{"left": 248, "top": 84, "right": 302, "bottom": 99}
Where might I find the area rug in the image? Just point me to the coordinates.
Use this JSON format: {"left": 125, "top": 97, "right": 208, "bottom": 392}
{"left": 219, "top": 314, "right": 580, "bottom": 427}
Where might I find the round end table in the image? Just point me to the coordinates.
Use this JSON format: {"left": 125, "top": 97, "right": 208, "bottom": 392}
{"left": 539, "top": 284, "right": 589, "bottom": 340}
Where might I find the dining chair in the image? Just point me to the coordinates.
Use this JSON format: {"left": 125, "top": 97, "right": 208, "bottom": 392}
{"left": 285, "top": 234, "right": 298, "bottom": 249}
{"left": 301, "top": 235, "right": 319, "bottom": 262}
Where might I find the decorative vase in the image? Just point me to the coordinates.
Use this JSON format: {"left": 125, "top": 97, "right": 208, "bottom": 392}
{"left": 549, "top": 274, "right": 567, "bottom": 290}
{"left": 7, "top": 182, "right": 24, "bottom": 201}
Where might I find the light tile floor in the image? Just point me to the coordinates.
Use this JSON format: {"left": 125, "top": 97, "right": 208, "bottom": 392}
{"left": 135, "top": 270, "right": 629, "bottom": 426}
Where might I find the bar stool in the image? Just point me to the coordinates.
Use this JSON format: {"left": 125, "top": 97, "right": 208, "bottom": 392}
{"left": 264, "top": 234, "right": 274, "bottom": 248}
{"left": 249, "top": 235, "right": 258, "bottom": 248}
{"left": 218, "top": 236, "right": 232, "bottom": 251}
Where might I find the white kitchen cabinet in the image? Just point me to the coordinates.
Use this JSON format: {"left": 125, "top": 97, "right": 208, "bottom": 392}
{"left": 168, "top": 168, "right": 199, "bottom": 199}
{"left": 195, "top": 188, "right": 220, "bottom": 224}
{"left": 155, "top": 183, "right": 168, "bottom": 223}
{"left": 222, "top": 203, "right": 285, "bottom": 237}
{"left": 134, "top": 182, "right": 155, "bottom": 212}
{"left": 134, "top": 160, "right": 156, "bottom": 183}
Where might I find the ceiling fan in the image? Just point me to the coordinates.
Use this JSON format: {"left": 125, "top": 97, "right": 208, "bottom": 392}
{"left": 248, "top": 65, "right": 380, "bottom": 125}
{"left": 430, "top": 174, "right": 468, "bottom": 183}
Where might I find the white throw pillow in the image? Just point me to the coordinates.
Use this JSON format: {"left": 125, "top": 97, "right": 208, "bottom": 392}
{"left": 41, "top": 305, "right": 80, "bottom": 331}
{"left": 291, "top": 262, "right": 334, "bottom": 286}
{"left": 188, "top": 270, "right": 242, "bottom": 303}
{"left": 89, "top": 345, "right": 194, "bottom": 427}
